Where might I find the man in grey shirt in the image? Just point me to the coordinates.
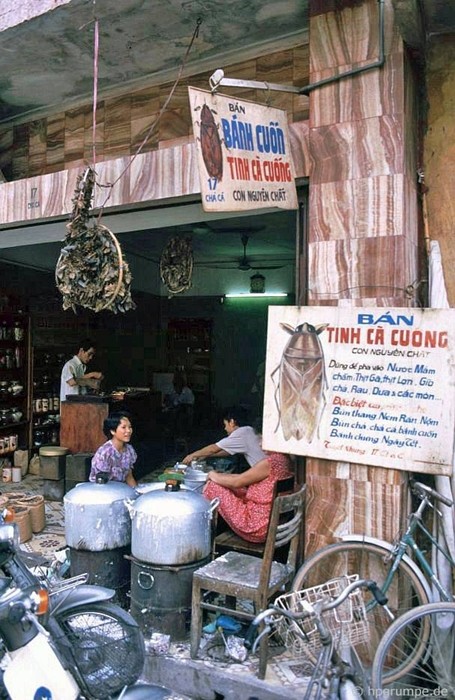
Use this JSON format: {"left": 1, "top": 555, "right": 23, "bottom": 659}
{"left": 182, "top": 405, "right": 266, "bottom": 467}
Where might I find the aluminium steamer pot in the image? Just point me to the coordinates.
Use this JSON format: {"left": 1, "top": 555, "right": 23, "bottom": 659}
{"left": 128, "top": 486, "right": 219, "bottom": 565}
{"left": 64, "top": 481, "right": 138, "bottom": 551}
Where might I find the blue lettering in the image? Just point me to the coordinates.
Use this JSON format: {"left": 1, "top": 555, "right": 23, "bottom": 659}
{"left": 358, "top": 313, "right": 414, "bottom": 326}
{"left": 221, "top": 116, "right": 254, "bottom": 151}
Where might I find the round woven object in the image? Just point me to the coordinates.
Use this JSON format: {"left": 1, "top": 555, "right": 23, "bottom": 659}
{"left": 4, "top": 492, "right": 26, "bottom": 503}
{"left": 159, "top": 236, "right": 193, "bottom": 295}
{"left": 39, "top": 446, "right": 69, "bottom": 457}
{"left": 12, "top": 505, "right": 32, "bottom": 543}
{"left": 56, "top": 167, "right": 135, "bottom": 314}
{"left": 19, "top": 495, "right": 46, "bottom": 533}
{"left": 56, "top": 224, "right": 131, "bottom": 313}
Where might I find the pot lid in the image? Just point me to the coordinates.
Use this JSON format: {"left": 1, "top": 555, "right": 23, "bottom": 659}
{"left": 132, "top": 487, "right": 211, "bottom": 516}
{"left": 136, "top": 482, "right": 190, "bottom": 494}
{"left": 64, "top": 481, "right": 137, "bottom": 505}
{"left": 184, "top": 467, "right": 208, "bottom": 481}
{"left": 39, "top": 445, "right": 69, "bottom": 456}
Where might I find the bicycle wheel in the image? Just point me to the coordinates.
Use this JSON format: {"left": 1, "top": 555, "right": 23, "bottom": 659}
{"left": 292, "top": 541, "right": 430, "bottom": 681}
{"left": 53, "top": 602, "right": 145, "bottom": 699}
{"left": 371, "top": 602, "right": 455, "bottom": 694}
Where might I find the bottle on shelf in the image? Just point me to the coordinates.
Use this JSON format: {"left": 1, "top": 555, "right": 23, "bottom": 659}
{"left": 14, "top": 346, "right": 22, "bottom": 369}
{"left": 5, "top": 349, "right": 14, "bottom": 370}
{"left": 13, "top": 320, "right": 24, "bottom": 342}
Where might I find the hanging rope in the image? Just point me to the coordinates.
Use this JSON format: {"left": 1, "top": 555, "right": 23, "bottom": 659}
{"left": 57, "top": 14, "right": 202, "bottom": 312}
{"left": 94, "top": 16, "right": 202, "bottom": 216}
{"left": 92, "top": 17, "right": 99, "bottom": 170}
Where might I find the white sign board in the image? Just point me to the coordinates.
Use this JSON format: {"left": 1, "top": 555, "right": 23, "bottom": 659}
{"left": 188, "top": 87, "right": 298, "bottom": 212}
{"left": 262, "top": 306, "right": 455, "bottom": 475}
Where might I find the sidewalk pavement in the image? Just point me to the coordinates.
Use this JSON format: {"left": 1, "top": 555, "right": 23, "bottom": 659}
{"left": 2, "top": 472, "right": 310, "bottom": 699}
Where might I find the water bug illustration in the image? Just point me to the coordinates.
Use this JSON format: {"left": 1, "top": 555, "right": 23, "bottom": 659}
{"left": 194, "top": 103, "right": 223, "bottom": 182}
{"left": 272, "top": 322, "right": 328, "bottom": 442}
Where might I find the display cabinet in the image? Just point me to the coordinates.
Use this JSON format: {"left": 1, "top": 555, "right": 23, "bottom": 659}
{"left": 31, "top": 347, "right": 66, "bottom": 448}
{"left": 166, "top": 318, "right": 213, "bottom": 420}
{"left": 0, "top": 313, "right": 31, "bottom": 463}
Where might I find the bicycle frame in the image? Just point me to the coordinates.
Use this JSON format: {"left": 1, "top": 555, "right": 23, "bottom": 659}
{"left": 249, "top": 579, "right": 388, "bottom": 700}
{"left": 344, "top": 492, "right": 454, "bottom": 606}
{"left": 387, "top": 494, "right": 454, "bottom": 602}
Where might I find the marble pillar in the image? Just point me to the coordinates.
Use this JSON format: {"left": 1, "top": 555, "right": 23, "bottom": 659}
{"left": 304, "top": 0, "right": 419, "bottom": 554}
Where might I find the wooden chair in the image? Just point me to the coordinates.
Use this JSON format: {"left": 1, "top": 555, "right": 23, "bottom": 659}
{"left": 212, "top": 474, "right": 295, "bottom": 559}
{"left": 190, "top": 484, "right": 306, "bottom": 679}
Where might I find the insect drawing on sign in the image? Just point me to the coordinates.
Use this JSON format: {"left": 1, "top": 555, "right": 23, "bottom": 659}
{"left": 272, "top": 322, "right": 328, "bottom": 443}
{"left": 194, "top": 103, "right": 223, "bottom": 182}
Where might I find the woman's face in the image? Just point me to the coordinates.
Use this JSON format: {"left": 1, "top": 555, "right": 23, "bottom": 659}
{"left": 111, "top": 417, "right": 133, "bottom": 442}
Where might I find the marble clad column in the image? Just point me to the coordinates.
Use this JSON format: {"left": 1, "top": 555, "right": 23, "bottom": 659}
{"left": 304, "top": 0, "right": 419, "bottom": 553}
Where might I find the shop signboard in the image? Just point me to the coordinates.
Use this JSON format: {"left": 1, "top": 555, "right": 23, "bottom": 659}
{"left": 262, "top": 306, "right": 455, "bottom": 475}
{"left": 188, "top": 87, "right": 298, "bottom": 212}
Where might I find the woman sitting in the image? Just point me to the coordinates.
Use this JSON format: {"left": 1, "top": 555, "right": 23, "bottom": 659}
{"left": 89, "top": 412, "right": 138, "bottom": 488}
{"left": 203, "top": 451, "right": 294, "bottom": 543}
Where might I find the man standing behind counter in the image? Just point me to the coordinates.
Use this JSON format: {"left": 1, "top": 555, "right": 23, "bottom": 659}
{"left": 60, "top": 338, "right": 104, "bottom": 403}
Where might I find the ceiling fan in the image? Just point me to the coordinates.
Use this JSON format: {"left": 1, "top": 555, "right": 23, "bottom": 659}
{"left": 202, "top": 234, "right": 288, "bottom": 271}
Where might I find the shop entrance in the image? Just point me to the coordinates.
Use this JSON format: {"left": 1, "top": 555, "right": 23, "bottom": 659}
{"left": 0, "top": 189, "right": 307, "bottom": 458}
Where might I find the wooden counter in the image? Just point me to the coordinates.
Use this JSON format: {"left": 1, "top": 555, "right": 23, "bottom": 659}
{"left": 60, "top": 400, "right": 108, "bottom": 454}
{"left": 60, "top": 391, "right": 162, "bottom": 454}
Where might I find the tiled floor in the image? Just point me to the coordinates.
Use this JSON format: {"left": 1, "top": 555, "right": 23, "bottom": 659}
{"left": 1, "top": 473, "right": 66, "bottom": 561}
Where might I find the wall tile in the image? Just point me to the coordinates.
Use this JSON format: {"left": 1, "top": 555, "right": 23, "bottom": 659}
{"left": 307, "top": 234, "right": 415, "bottom": 305}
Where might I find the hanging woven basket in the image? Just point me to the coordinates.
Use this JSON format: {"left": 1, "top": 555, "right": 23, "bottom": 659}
{"left": 159, "top": 236, "right": 194, "bottom": 295}
{"left": 55, "top": 222, "right": 132, "bottom": 313}
{"left": 56, "top": 167, "right": 136, "bottom": 314}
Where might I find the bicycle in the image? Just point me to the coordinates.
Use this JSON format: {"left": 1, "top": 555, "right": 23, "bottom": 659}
{"left": 245, "top": 576, "right": 391, "bottom": 699}
{"left": 291, "top": 478, "right": 454, "bottom": 679}
{"left": 371, "top": 601, "right": 455, "bottom": 694}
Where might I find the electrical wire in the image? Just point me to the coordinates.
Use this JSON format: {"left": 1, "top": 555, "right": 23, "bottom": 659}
{"left": 93, "top": 17, "right": 203, "bottom": 217}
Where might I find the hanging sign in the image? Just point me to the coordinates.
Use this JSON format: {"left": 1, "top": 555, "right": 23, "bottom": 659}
{"left": 262, "top": 306, "right": 455, "bottom": 475}
{"left": 188, "top": 87, "right": 298, "bottom": 212}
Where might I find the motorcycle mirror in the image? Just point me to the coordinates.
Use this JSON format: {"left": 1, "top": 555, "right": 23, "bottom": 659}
{"left": 0, "top": 523, "right": 18, "bottom": 548}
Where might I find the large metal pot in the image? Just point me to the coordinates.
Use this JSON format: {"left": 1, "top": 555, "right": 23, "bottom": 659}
{"left": 128, "top": 485, "right": 219, "bottom": 565}
{"left": 64, "top": 481, "right": 137, "bottom": 551}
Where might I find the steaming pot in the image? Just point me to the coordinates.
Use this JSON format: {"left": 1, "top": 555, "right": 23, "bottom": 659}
{"left": 64, "top": 481, "right": 137, "bottom": 551}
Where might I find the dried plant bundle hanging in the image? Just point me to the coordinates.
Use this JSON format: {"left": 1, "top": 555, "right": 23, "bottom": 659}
{"left": 159, "top": 236, "right": 194, "bottom": 295}
{"left": 55, "top": 167, "right": 136, "bottom": 313}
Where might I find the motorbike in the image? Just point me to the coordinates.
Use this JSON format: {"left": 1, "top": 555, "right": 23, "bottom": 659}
{"left": 0, "top": 514, "right": 172, "bottom": 700}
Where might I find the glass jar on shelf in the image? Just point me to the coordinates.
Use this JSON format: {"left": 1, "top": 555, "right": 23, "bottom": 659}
{"left": 5, "top": 349, "right": 14, "bottom": 370}
{"left": 0, "top": 321, "right": 9, "bottom": 340}
{"left": 34, "top": 430, "right": 44, "bottom": 447}
{"left": 0, "top": 409, "right": 11, "bottom": 426}
{"left": 13, "top": 321, "right": 24, "bottom": 342}
{"left": 8, "top": 381, "right": 23, "bottom": 397}
{"left": 14, "top": 346, "right": 22, "bottom": 369}
{"left": 10, "top": 408, "right": 22, "bottom": 424}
